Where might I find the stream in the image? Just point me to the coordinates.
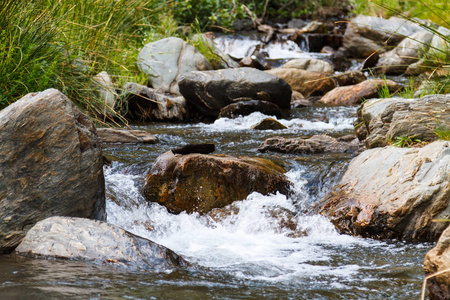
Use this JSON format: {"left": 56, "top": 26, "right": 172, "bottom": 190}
{"left": 0, "top": 34, "right": 432, "bottom": 299}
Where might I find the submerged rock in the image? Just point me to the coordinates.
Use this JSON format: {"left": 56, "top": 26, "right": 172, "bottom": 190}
{"left": 178, "top": 68, "right": 291, "bottom": 118}
{"left": 265, "top": 68, "right": 336, "bottom": 97}
{"left": 122, "top": 82, "right": 189, "bottom": 122}
{"left": 319, "top": 79, "right": 400, "bottom": 105}
{"left": 137, "top": 37, "right": 212, "bottom": 95}
{"left": 97, "top": 128, "right": 158, "bottom": 144}
{"left": 316, "top": 141, "right": 450, "bottom": 241}
{"left": 251, "top": 118, "right": 287, "bottom": 130}
{"left": 355, "top": 94, "right": 450, "bottom": 148}
{"left": 0, "top": 89, "right": 106, "bottom": 254}
{"left": 15, "top": 216, "right": 189, "bottom": 271}
{"left": 143, "top": 151, "right": 291, "bottom": 214}
{"left": 424, "top": 226, "right": 450, "bottom": 300}
{"left": 258, "top": 135, "right": 360, "bottom": 154}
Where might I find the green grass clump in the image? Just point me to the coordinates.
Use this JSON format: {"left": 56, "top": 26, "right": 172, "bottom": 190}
{"left": 434, "top": 120, "right": 450, "bottom": 141}
{"left": 389, "top": 135, "right": 423, "bottom": 147}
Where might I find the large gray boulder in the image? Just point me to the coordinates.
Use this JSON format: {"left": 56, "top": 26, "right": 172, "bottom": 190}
{"left": 143, "top": 151, "right": 291, "bottom": 214}
{"left": 178, "top": 68, "right": 292, "bottom": 118}
{"left": 137, "top": 37, "right": 212, "bottom": 95}
{"left": 0, "top": 89, "right": 106, "bottom": 253}
{"left": 355, "top": 94, "right": 450, "bottom": 148}
{"left": 376, "top": 31, "right": 434, "bottom": 75}
{"left": 15, "top": 216, "right": 189, "bottom": 271}
{"left": 343, "top": 15, "right": 429, "bottom": 58}
{"left": 122, "top": 82, "right": 189, "bottom": 122}
{"left": 424, "top": 226, "right": 450, "bottom": 300}
{"left": 316, "top": 141, "right": 450, "bottom": 241}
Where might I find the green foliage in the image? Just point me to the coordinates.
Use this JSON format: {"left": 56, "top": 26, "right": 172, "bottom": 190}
{"left": 397, "top": 77, "right": 417, "bottom": 98}
{"left": 434, "top": 120, "right": 450, "bottom": 141}
{"left": 389, "top": 135, "right": 422, "bottom": 147}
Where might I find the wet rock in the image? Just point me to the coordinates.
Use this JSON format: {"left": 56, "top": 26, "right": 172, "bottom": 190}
{"left": 319, "top": 79, "right": 401, "bottom": 105}
{"left": 97, "top": 128, "right": 157, "bottom": 144}
{"left": 306, "top": 34, "right": 344, "bottom": 53}
{"left": 93, "top": 71, "right": 117, "bottom": 117}
{"left": 239, "top": 52, "right": 273, "bottom": 70}
{"left": 424, "top": 226, "right": 450, "bottom": 300}
{"left": 0, "top": 89, "right": 105, "bottom": 254}
{"left": 258, "top": 135, "right": 360, "bottom": 154}
{"left": 333, "top": 71, "right": 367, "bottom": 86}
{"left": 122, "top": 82, "right": 189, "bottom": 122}
{"left": 191, "top": 33, "right": 240, "bottom": 69}
{"left": 376, "top": 31, "right": 434, "bottom": 75}
{"left": 218, "top": 100, "right": 283, "bottom": 119}
{"left": 355, "top": 94, "right": 450, "bottom": 148}
{"left": 343, "top": 15, "right": 429, "bottom": 58}
{"left": 137, "top": 37, "right": 212, "bottom": 95}
{"left": 291, "top": 91, "right": 305, "bottom": 100}
{"left": 15, "top": 216, "right": 189, "bottom": 271}
{"left": 251, "top": 118, "right": 287, "bottom": 130}
{"left": 179, "top": 68, "right": 292, "bottom": 118}
{"left": 323, "top": 46, "right": 352, "bottom": 72}
{"left": 316, "top": 141, "right": 450, "bottom": 241}
{"left": 143, "top": 151, "right": 291, "bottom": 214}
{"left": 283, "top": 58, "right": 334, "bottom": 75}
{"left": 265, "top": 68, "right": 336, "bottom": 97}
{"left": 171, "top": 143, "right": 215, "bottom": 155}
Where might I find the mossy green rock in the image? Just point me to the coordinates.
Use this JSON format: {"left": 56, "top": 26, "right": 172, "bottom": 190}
{"left": 143, "top": 151, "right": 291, "bottom": 214}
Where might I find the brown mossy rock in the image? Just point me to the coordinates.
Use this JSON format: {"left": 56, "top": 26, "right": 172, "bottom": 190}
{"left": 319, "top": 79, "right": 400, "bottom": 105}
{"left": 315, "top": 141, "right": 450, "bottom": 241}
{"left": 265, "top": 68, "right": 336, "bottom": 97}
{"left": 424, "top": 226, "right": 450, "bottom": 300}
{"left": 143, "top": 152, "right": 291, "bottom": 214}
{"left": 258, "top": 135, "right": 360, "bottom": 154}
{"left": 0, "top": 89, "right": 106, "bottom": 254}
{"left": 251, "top": 118, "right": 288, "bottom": 130}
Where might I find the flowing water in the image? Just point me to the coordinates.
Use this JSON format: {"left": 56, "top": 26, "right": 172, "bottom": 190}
{"left": 0, "top": 36, "right": 432, "bottom": 299}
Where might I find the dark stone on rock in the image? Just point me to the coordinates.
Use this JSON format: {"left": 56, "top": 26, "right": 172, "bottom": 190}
{"left": 356, "top": 94, "right": 450, "bottom": 148}
{"left": 424, "top": 226, "right": 450, "bottom": 300}
{"left": 218, "top": 100, "right": 283, "bottom": 119}
{"left": 171, "top": 143, "right": 215, "bottom": 155}
{"left": 307, "top": 34, "right": 343, "bottom": 53}
{"left": 122, "top": 82, "right": 189, "bottom": 122}
{"left": 0, "top": 89, "right": 106, "bottom": 254}
{"left": 143, "top": 151, "right": 291, "bottom": 214}
{"left": 251, "top": 118, "right": 287, "bottom": 130}
{"left": 178, "top": 68, "right": 292, "bottom": 118}
{"left": 97, "top": 128, "right": 158, "bottom": 144}
{"left": 258, "top": 135, "right": 360, "bottom": 154}
{"left": 315, "top": 141, "right": 450, "bottom": 241}
{"left": 361, "top": 51, "right": 379, "bottom": 70}
{"left": 15, "top": 216, "right": 190, "bottom": 271}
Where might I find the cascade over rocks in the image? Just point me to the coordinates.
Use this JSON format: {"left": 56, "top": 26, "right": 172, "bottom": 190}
{"left": 122, "top": 82, "right": 189, "bottom": 122}
{"left": 424, "top": 226, "right": 450, "bottom": 300}
{"left": 343, "top": 15, "right": 429, "bottom": 58}
{"left": 137, "top": 37, "right": 212, "bottom": 95}
{"left": 315, "top": 141, "right": 450, "bottom": 241}
{"left": 0, "top": 89, "right": 106, "bottom": 254}
{"left": 319, "top": 79, "right": 401, "bottom": 105}
{"left": 143, "top": 151, "right": 291, "bottom": 214}
{"left": 258, "top": 135, "right": 360, "bottom": 154}
{"left": 265, "top": 68, "right": 336, "bottom": 97}
{"left": 178, "top": 68, "right": 292, "bottom": 118}
{"left": 15, "top": 216, "right": 189, "bottom": 271}
{"left": 355, "top": 94, "right": 450, "bottom": 148}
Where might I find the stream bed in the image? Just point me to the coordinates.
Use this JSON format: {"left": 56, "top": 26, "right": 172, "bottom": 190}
{"left": 0, "top": 106, "right": 432, "bottom": 299}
